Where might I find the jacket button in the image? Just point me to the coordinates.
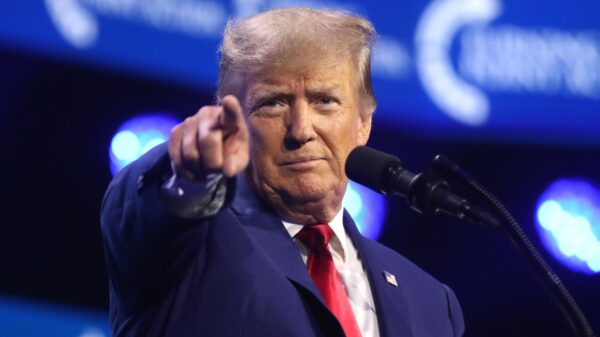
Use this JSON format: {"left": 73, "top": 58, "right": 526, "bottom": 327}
{"left": 137, "top": 174, "right": 145, "bottom": 191}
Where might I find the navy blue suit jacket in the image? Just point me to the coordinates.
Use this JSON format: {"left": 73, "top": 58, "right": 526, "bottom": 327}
{"left": 101, "top": 144, "right": 465, "bottom": 337}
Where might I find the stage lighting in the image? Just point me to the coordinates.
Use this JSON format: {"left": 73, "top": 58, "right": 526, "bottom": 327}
{"left": 536, "top": 179, "right": 600, "bottom": 274}
{"left": 110, "top": 114, "right": 179, "bottom": 175}
{"left": 344, "top": 181, "right": 387, "bottom": 240}
{"left": 0, "top": 295, "right": 109, "bottom": 337}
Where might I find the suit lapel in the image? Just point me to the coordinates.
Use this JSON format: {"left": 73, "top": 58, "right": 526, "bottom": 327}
{"left": 343, "top": 211, "right": 415, "bottom": 337}
{"left": 229, "top": 177, "right": 325, "bottom": 305}
{"left": 229, "top": 178, "right": 413, "bottom": 336}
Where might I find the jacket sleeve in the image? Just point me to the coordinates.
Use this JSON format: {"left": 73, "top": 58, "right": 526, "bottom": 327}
{"left": 100, "top": 143, "right": 233, "bottom": 317}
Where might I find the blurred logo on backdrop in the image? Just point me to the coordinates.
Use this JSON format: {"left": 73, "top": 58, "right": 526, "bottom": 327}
{"left": 0, "top": 0, "right": 590, "bottom": 143}
{"left": 44, "top": 0, "right": 227, "bottom": 48}
{"left": 43, "top": 0, "right": 412, "bottom": 81}
{"left": 44, "top": 0, "right": 600, "bottom": 128}
{"left": 416, "top": 0, "right": 600, "bottom": 126}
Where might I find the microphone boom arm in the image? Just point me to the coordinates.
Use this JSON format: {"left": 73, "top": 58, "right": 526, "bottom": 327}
{"left": 345, "top": 146, "right": 596, "bottom": 337}
{"left": 430, "top": 155, "right": 597, "bottom": 337}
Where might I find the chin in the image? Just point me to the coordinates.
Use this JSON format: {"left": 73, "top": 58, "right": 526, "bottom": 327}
{"left": 285, "top": 175, "right": 338, "bottom": 202}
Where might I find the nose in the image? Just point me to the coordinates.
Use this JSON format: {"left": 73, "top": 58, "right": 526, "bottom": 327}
{"left": 285, "top": 100, "right": 315, "bottom": 148}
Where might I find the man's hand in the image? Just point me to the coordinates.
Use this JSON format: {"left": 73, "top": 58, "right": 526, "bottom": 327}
{"left": 168, "top": 95, "right": 249, "bottom": 181}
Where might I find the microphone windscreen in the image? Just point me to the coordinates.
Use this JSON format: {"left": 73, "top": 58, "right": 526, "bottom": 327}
{"left": 345, "top": 146, "right": 401, "bottom": 192}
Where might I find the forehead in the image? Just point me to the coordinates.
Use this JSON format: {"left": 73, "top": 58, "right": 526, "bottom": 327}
{"left": 245, "top": 60, "right": 357, "bottom": 96}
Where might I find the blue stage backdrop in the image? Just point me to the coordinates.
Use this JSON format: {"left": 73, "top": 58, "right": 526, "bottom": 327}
{"left": 0, "top": 295, "right": 109, "bottom": 337}
{"left": 0, "top": 0, "right": 599, "bottom": 145}
{"left": 0, "top": 1, "right": 600, "bottom": 336}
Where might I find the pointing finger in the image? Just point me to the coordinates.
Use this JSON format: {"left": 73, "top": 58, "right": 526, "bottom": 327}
{"left": 220, "top": 95, "right": 245, "bottom": 137}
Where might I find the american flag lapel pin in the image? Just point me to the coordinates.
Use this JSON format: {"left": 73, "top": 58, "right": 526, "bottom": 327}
{"left": 382, "top": 270, "right": 398, "bottom": 287}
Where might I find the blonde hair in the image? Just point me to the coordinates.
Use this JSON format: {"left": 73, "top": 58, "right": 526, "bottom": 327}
{"left": 218, "top": 7, "right": 377, "bottom": 115}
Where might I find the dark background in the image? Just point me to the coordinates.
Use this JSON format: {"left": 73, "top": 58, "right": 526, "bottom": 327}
{"left": 1, "top": 42, "right": 599, "bottom": 336}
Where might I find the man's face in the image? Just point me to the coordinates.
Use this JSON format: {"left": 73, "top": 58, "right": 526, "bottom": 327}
{"left": 242, "top": 60, "right": 372, "bottom": 222}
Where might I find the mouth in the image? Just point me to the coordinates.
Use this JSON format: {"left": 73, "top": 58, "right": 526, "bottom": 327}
{"left": 280, "top": 156, "right": 326, "bottom": 169}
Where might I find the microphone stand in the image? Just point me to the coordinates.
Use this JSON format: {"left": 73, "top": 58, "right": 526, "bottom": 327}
{"left": 403, "top": 155, "right": 597, "bottom": 337}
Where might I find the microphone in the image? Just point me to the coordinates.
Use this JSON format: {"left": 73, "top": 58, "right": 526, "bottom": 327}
{"left": 345, "top": 146, "right": 414, "bottom": 197}
{"left": 345, "top": 146, "right": 500, "bottom": 227}
{"left": 347, "top": 148, "right": 597, "bottom": 337}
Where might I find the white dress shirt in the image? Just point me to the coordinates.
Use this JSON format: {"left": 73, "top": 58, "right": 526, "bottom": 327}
{"left": 283, "top": 208, "right": 380, "bottom": 337}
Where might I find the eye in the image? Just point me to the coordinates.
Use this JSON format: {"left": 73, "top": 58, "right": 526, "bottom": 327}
{"left": 262, "top": 100, "right": 280, "bottom": 108}
{"left": 317, "top": 97, "right": 333, "bottom": 105}
{"left": 250, "top": 97, "right": 287, "bottom": 116}
{"left": 251, "top": 98, "right": 284, "bottom": 112}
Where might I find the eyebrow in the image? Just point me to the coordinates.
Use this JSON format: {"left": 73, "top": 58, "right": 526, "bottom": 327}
{"left": 248, "top": 80, "right": 287, "bottom": 93}
{"left": 249, "top": 82, "right": 342, "bottom": 97}
{"left": 305, "top": 84, "right": 343, "bottom": 98}
{"left": 307, "top": 83, "right": 342, "bottom": 92}
{"left": 247, "top": 89, "right": 292, "bottom": 108}
{"left": 245, "top": 80, "right": 346, "bottom": 109}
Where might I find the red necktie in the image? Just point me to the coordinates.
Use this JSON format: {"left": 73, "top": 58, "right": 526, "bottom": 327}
{"left": 296, "top": 224, "right": 362, "bottom": 337}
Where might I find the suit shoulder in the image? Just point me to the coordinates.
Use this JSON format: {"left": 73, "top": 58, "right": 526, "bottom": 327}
{"left": 361, "top": 237, "right": 448, "bottom": 289}
{"left": 360, "top": 237, "right": 465, "bottom": 335}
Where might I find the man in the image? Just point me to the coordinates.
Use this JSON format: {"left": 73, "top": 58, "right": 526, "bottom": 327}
{"left": 101, "top": 7, "right": 464, "bottom": 337}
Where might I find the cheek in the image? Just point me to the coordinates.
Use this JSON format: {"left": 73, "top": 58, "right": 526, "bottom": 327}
{"left": 248, "top": 118, "right": 277, "bottom": 147}
{"left": 324, "top": 115, "right": 360, "bottom": 147}
{"left": 317, "top": 119, "right": 357, "bottom": 173}
{"left": 247, "top": 119, "right": 284, "bottom": 168}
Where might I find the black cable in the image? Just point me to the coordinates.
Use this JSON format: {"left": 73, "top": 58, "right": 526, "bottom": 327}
{"left": 432, "top": 155, "right": 596, "bottom": 337}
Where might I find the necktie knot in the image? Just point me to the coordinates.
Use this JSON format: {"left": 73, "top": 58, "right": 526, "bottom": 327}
{"left": 296, "top": 224, "right": 334, "bottom": 251}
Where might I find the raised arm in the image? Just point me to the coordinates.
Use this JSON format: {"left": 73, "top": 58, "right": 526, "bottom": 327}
{"left": 100, "top": 95, "right": 249, "bottom": 316}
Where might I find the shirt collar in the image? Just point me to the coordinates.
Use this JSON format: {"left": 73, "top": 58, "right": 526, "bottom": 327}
{"left": 282, "top": 207, "right": 347, "bottom": 261}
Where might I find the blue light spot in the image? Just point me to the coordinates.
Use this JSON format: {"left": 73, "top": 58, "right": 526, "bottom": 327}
{"left": 110, "top": 131, "right": 140, "bottom": 162}
{"left": 587, "top": 245, "right": 600, "bottom": 272}
{"left": 0, "top": 295, "right": 109, "bottom": 337}
{"left": 343, "top": 180, "right": 387, "bottom": 240}
{"left": 535, "top": 179, "right": 600, "bottom": 275}
{"left": 344, "top": 184, "right": 363, "bottom": 216}
{"left": 109, "top": 114, "right": 179, "bottom": 175}
{"left": 140, "top": 132, "right": 166, "bottom": 154}
{"left": 537, "top": 200, "right": 563, "bottom": 231}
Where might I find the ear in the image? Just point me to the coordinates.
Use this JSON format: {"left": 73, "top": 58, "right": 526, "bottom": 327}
{"left": 357, "top": 111, "right": 372, "bottom": 146}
